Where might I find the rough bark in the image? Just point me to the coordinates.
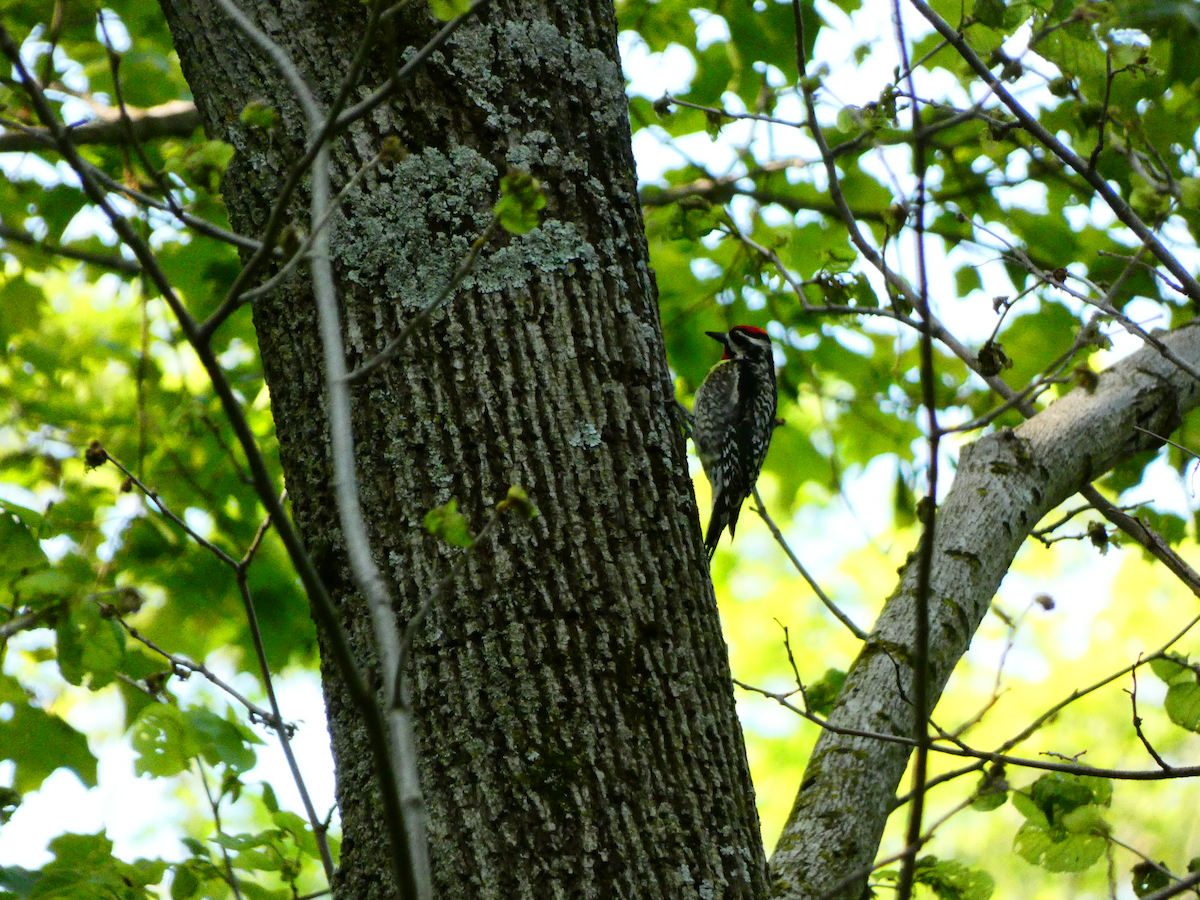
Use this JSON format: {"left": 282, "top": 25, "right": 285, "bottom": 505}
{"left": 158, "top": 1, "right": 769, "bottom": 898}
{"left": 768, "top": 322, "right": 1200, "bottom": 899}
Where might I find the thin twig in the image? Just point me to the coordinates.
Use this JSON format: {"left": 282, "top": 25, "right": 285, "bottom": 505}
{"left": 233, "top": 496, "right": 336, "bottom": 881}
{"left": 97, "top": 12, "right": 181, "bottom": 215}
{"left": 894, "top": 611, "right": 1200, "bottom": 809}
{"left": 1063, "top": 271, "right": 1200, "bottom": 385}
{"left": 1082, "top": 490, "right": 1200, "bottom": 597}
{"left": 202, "top": 3, "right": 426, "bottom": 894}
{"left": 196, "top": 760, "right": 246, "bottom": 900}
{"left": 0, "top": 608, "right": 55, "bottom": 640}
{"left": 1133, "top": 424, "right": 1199, "bottom": 461}
{"left": 1086, "top": 48, "right": 1113, "bottom": 174}
{"left": 0, "top": 109, "right": 260, "bottom": 252}
{"left": 1097, "top": 250, "right": 1183, "bottom": 294}
{"left": 750, "top": 487, "right": 867, "bottom": 640}
{"left": 0, "top": 221, "right": 141, "bottom": 274}
{"left": 332, "top": 0, "right": 493, "bottom": 131}
{"left": 104, "top": 451, "right": 238, "bottom": 567}
{"left": 1128, "top": 661, "right": 1173, "bottom": 771}
{"left": 115, "top": 618, "right": 273, "bottom": 723}
{"left": 0, "top": 100, "right": 201, "bottom": 152}
{"left": 739, "top": 677, "right": 1200, "bottom": 780}
{"left": 889, "top": 0, "right": 936, "bottom": 890}
{"left": 239, "top": 149, "right": 387, "bottom": 306}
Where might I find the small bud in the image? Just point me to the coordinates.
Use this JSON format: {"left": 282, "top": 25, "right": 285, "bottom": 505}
{"left": 239, "top": 100, "right": 279, "bottom": 130}
{"left": 380, "top": 136, "right": 408, "bottom": 164}
{"left": 84, "top": 440, "right": 108, "bottom": 470}
{"left": 977, "top": 340, "right": 1012, "bottom": 377}
{"left": 425, "top": 499, "right": 472, "bottom": 547}
{"left": 498, "top": 485, "right": 538, "bottom": 519}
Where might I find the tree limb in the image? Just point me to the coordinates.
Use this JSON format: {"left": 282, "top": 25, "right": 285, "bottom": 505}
{"left": 0, "top": 100, "right": 200, "bottom": 152}
{"left": 768, "top": 322, "right": 1200, "bottom": 900}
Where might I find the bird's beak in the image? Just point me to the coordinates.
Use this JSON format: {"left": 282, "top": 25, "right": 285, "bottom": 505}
{"left": 705, "top": 331, "right": 728, "bottom": 345}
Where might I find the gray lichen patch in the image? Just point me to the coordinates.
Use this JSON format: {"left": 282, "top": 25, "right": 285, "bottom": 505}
{"left": 471, "top": 220, "right": 600, "bottom": 295}
{"left": 334, "top": 146, "right": 498, "bottom": 310}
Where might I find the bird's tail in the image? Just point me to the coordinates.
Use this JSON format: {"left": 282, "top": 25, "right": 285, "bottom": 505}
{"left": 704, "top": 493, "right": 743, "bottom": 560}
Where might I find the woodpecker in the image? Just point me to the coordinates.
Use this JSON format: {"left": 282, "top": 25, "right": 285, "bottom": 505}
{"left": 692, "top": 325, "right": 778, "bottom": 559}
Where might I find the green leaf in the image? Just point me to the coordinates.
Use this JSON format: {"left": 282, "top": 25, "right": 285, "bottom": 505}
{"left": 162, "top": 137, "right": 236, "bottom": 192}
{"left": 972, "top": 0, "right": 1007, "bottom": 29}
{"left": 1137, "top": 509, "right": 1188, "bottom": 547}
{"left": 429, "top": 0, "right": 472, "bottom": 19}
{"left": 1149, "top": 654, "right": 1193, "bottom": 685}
{"left": 498, "top": 485, "right": 537, "bottom": 519}
{"left": 239, "top": 100, "right": 278, "bottom": 129}
{"left": 169, "top": 862, "right": 200, "bottom": 900}
{"left": 1132, "top": 861, "right": 1172, "bottom": 898}
{"left": 971, "top": 772, "right": 1008, "bottom": 812}
{"left": 13, "top": 567, "right": 75, "bottom": 600}
{"left": 1014, "top": 819, "right": 1106, "bottom": 872}
{"left": 56, "top": 599, "right": 126, "bottom": 690}
{"left": 1012, "top": 771, "right": 1111, "bottom": 872}
{"left": 130, "top": 703, "right": 193, "bottom": 777}
{"left": 0, "top": 511, "right": 47, "bottom": 577}
{"left": 273, "top": 809, "right": 322, "bottom": 860}
{"left": 237, "top": 882, "right": 290, "bottom": 900}
{"left": 1027, "top": 770, "right": 1112, "bottom": 817}
{"left": 0, "top": 786, "right": 20, "bottom": 825}
{"left": 914, "top": 855, "right": 995, "bottom": 900}
{"left": 1164, "top": 680, "right": 1200, "bottom": 732}
{"left": 0, "top": 275, "right": 43, "bottom": 344}
{"left": 46, "top": 831, "right": 114, "bottom": 867}
{"left": 954, "top": 265, "right": 982, "bottom": 298}
{"left": 0, "top": 675, "right": 98, "bottom": 791}
{"left": 425, "top": 499, "right": 473, "bottom": 547}
{"left": 185, "top": 708, "right": 258, "bottom": 774}
{"left": 494, "top": 170, "right": 547, "bottom": 235}
{"left": 261, "top": 783, "right": 279, "bottom": 814}
{"left": 10, "top": 832, "right": 170, "bottom": 899}
{"left": 0, "top": 865, "right": 37, "bottom": 898}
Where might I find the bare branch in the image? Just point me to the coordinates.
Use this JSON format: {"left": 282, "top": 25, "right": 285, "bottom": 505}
{"left": 751, "top": 487, "right": 868, "bottom": 640}
{"left": 0, "top": 100, "right": 200, "bottom": 152}
{"left": 0, "top": 221, "right": 141, "bottom": 274}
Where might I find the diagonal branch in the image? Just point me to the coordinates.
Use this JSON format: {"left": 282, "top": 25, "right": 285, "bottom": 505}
{"left": 768, "top": 322, "right": 1200, "bottom": 900}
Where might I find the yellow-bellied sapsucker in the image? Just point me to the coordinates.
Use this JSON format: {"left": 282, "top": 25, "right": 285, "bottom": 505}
{"left": 692, "top": 326, "right": 778, "bottom": 559}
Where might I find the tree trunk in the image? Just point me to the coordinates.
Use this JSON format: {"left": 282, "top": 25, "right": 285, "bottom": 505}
{"left": 158, "top": 1, "right": 769, "bottom": 897}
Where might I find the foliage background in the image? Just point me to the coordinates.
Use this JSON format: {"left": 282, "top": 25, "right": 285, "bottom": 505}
{"left": 4, "top": 0, "right": 1200, "bottom": 897}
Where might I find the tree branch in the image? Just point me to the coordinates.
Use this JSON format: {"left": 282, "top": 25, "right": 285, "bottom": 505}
{"left": 768, "top": 322, "right": 1200, "bottom": 899}
{"left": 0, "top": 100, "right": 200, "bottom": 152}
